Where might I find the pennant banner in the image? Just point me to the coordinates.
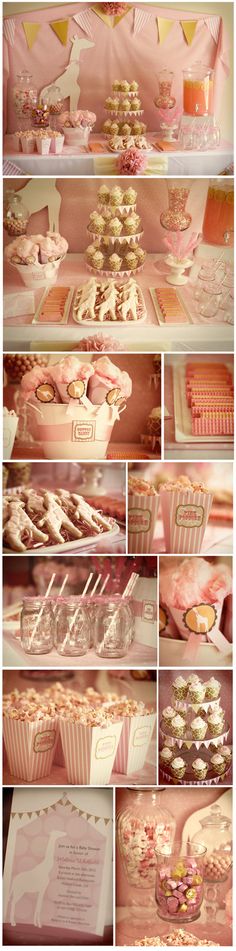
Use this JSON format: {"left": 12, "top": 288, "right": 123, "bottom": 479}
{"left": 3, "top": 17, "right": 15, "bottom": 47}
{"left": 205, "top": 14, "right": 221, "bottom": 45}
{"left": 22, "top": 21, "right": 41, "bottom": 50}
{"left": 181, "top": 20, "right": 198, "bottom": 45}
{"left": 92, "top": 3, "right": 131, "bottom": 28}
{"left": 133, "top": 8, "right": 153, "bottom": 36}
{"left": 12, "top": 795, "right": 112, "bottom": 823}
{"left": 157, "top": 17, "right": 173, "bottom": 45}
{"left": 50, "top": 18, "right": 69, "bottom": 45}
{"left": 73, "top": 10, "right": 93, "bottom": 38}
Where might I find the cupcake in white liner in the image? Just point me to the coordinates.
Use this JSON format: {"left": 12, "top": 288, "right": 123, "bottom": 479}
{"left": 190, "top": 716, "right": 207, "bottom": 740}
{"left": 192, "top": 757, "right": 208, "bottom": 780}
{"left": 160, "top": 477, "right": 213, "bottom": 555}
{"left": 170, "top": 755, "right": 186, "bottom": 780}
{"left": 128, "top": 475, "right": 159, "bottom": 555}
{"left": 210, "top": 753, "right": 226, "bottom": 776}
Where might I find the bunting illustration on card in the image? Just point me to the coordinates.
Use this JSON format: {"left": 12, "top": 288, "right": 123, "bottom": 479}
{"left": 133, "top": 8, "right": 153, "bottom": 36}
{"left": 73, "top": 9, "right": 94, "bottom": 38}
{"left": 11, "top": 793, "right": 112, "bottom": 824}
{"left": 22, "top": 21, "right": 41, "bottom": 50}
{"left": 157, "top": 17, "right": 174, "bottom": 45}
{"left": 50, "top": 18, "right": 69, "bottom": 45}
{"left": 3, "top": 18, "right": 15, "bottom": 47}
{"left": 181, "top": 20, "right": 198, "bottom": 45}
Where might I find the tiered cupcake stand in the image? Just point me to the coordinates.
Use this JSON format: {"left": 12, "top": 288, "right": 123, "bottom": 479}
{"left": 160, "top": 689, "right": 230, "bottom": 786}
{"left": 103, "top": 85, "right": 152, "bottom": 152}
{"left": 86, "top": 198, "right": 146, "bottom": 280}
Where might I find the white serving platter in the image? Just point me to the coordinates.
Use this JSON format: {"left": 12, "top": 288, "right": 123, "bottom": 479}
{"left": 173, "top": 362, "right": 233, "bottom": 444}
{"left": 72, "top": 283, "right": 147, "bottom": 325}
{"left": 32, "top": 287, "right": 74, "bottom": 325}
{"left": 3, "top": 521, "right": 120, "bottom": 555}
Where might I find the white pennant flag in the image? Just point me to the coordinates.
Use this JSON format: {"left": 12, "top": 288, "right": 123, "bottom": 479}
{"left": 205, "top": 15, "right": 220, "bottom": 45}
{"left": 3, "top": 17, "right": 15, "bottom": 46}
{"left": 133, "top": 8, "right": 152, "bottom": 36}
{"left": 73, "top": 10, "right": 93, "bottom": 38}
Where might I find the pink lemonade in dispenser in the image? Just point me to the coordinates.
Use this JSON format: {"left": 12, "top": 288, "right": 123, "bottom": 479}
{"left": 203, "top": 183, "right": 234, "bottom": 246}
{"left": 183, "top": 66, "right": 214, "bottom": 116}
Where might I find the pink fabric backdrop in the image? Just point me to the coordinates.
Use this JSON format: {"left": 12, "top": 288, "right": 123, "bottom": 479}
{"left": 3, "top": 3, "right": 230, "bottom": 134}
{"left": 3, "top": 177, "right": 209, "bottom": 253}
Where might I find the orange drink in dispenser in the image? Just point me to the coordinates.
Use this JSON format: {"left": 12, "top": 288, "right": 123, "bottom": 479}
{"left": 203, "top": 183, "right": 234, "bottom": 246}
{"left": 183, "top": 65, "right": 214, "bottom": 116}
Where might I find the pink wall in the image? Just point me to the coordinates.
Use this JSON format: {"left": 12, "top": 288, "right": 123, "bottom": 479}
{"left": 3, "top": 177, "right": 209, "bottom": 253}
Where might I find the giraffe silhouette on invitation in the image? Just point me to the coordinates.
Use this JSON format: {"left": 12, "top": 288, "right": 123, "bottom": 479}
{"left": 9, "top": 829, "right": 66, "bottom": 927}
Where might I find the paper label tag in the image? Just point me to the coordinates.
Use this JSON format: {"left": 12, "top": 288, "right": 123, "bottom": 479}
{"left": 175, "top": 503, "right": 204, "bottom": 528}
{"left": 36, "top": 383, "right": 55, "bottom": 403}
{"left": 183, "top": 602, "right": 217, "bottom": 635}
{"left": 142, "top": 600, "right": 155, "bottom": 622}
{"left": 133, "top": 725, "right": 151, "bottom": 748}
{"left": 67, "top": 379, "right": 85, "bottom": 399}
{"left": 33, "top": 729, "right": 56, "bottom": 753}
{"left": 95, "top": 735, "right": 116, "bottom": 759}
{"left": 72, "top": 420, "right": 96, "bottom": 442}
{"left": 129, "top": 507, "right": 151, "bottom": 533}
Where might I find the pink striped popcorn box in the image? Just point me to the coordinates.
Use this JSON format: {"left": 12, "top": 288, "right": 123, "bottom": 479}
{"left": 160, "top": 487, "right": 213, "bottom": 554}
{"left": 114, "top": 713, "right": 156, "bottom": 775}
{"left": 128, "top": 491, "right": 159, "bottom": 554}
{"left": 53, "top": 732, "right": 65, "bottom": 767}
{"left": 3, "top": 716, "right": 59, "bottom": 783}
{"left": 59, "top": 717, "right": 123, "bottom": 785}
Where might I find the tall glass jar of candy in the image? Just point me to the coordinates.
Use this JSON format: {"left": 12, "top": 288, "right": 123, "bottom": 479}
{"left": 3, "top": 192, "right": 29, "bottom": 237}
{"left": 155, "top": 69, "right": 176, "bottom": 109}
{"left": 41, "top": 84, "right": 63, "bottom": 129}
{"left": 13, "top": 71, "right": 37, "bottom": 130}
{"left": 160, "top": 179, "right": 192, "bottom": 231}
{"left": 117, "top": 789, "right": 175, "bottom": 917}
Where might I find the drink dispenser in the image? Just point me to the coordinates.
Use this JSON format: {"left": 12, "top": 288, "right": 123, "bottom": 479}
{"left": 203, "top": 182, "right": 234, "bottom": 246}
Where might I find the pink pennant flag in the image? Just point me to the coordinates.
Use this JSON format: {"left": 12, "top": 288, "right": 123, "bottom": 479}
{"left": 73, "top": 9, "right": 93, "bottom": 38}
{"left": 133, "top": 7, "right": 152, "bottom": 36}
{"left": 205, "top": 15, "right": 220, "bottom": 45}
{"left": 3, "top": 17, "right": 15, "bottom": 46}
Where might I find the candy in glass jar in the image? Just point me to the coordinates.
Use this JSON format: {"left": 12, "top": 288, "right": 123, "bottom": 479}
{"left": 94, "top": 595, "right": 133, "bottom": 658}
{"left": 13, "top": 71, "right": 37, "bottom": 129}
{"left": 21, "top": 596, "right": 54, "bottom": 653}
{"left": 160, "top": 180, "right": 192, "bottom": 231}
{"left": 117, "top": 789, "right": 175, "bottom": 917}
{"left": 155, "top": 842, "right": 206, "bottom": 922}
{"left": 31, "top": 100, "right": 49, "bottom": 128}
{"left": 41, "top": 84, "right": 63, "bottom": 128}
{"left": 155, "top": 69, "right": 176, "bottom": 109}
{"left": 203, "top": 182, "right": 234, "bottom": 246}
{"left": 3, "top": 191, "right": 29, "bottom": 237}
{"left": 55, "top": 597, "right": 89, "bottom": 655}
{"left": 192, "top": 803, "right": 232, "bottom": 883}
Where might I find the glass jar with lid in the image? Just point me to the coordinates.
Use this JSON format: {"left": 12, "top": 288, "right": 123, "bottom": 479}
{"left": 192, "top": 803, "right": 232, "bottom": 883}
{"left": 117, "top": 788, "right": 175, "bottom": 916}
{"left": 183, "top": 64, "right": 214, "bottom": 116}
{"left": 55, "top": 597, "right": 89, "bottom": 656}
{"left": 155, "top": 69, "right": 176, "bottom": 109}
{"left": 41, "top": 84, "right": 63, "bottom": 128}
{"left": 203, "top": 182, "right": 234, "bottom": 246}
{"left": 94, "top": 594, "right": 133, "bottom": 658}
{"left": 3, "top": 191, "right": 29, "bottom": 237}
{"left": 21, "top": 596, "right": 54, "bottom": 654}
{"left": 13, "top": 70, "right": 37, "bottom": 128}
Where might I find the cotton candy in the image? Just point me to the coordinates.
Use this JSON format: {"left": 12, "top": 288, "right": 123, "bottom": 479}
{"left": 160, "top": 557, "right": 232, "bottom": 610}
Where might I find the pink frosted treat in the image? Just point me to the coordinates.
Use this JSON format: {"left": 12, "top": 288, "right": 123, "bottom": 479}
{"left": 4, "top": 236, "right": 40, "bottom": 266}
{"left": 88, "top": 356, "right": 132, "bottom": 405}
{"left": 50, "top": 355, "right": 94, "bottom": 403}
{"left": 20, "top": 365, "right": 60, "bottom": 405}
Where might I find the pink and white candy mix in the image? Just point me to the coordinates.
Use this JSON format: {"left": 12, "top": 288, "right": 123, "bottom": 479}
{"left": 156, "top": 856, "right": 204, "bottom": 919}
{"left": 60, "top": 110, "right": 96, "bottom": 129}
{"left": 119, "top": 815, "right": 173, "bottom": 885}
{"left": 5, "top": 231, "right": 68, "bottom": 266}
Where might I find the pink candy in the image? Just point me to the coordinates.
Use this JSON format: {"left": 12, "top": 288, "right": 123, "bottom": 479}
{"left": 160, "top": 557, "right": 232, "bottom": 611}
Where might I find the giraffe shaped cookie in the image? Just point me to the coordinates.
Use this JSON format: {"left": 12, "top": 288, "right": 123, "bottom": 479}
{"left": 3, "top": 500, "right": 48, "bottom": 552}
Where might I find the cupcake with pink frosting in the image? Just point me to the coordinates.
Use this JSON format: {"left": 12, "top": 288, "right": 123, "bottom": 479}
{"left": 50, "top": 355, "right": 94, "bottom": 403}
{"left": 88, "top": 356, "right": 132, "bottom": 405}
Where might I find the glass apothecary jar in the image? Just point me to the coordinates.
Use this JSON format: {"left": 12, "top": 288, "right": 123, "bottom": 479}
{"left": 3, "top": 191, "right": 29, "bottom": 237}
{"left": 156, "top": 841, "right": 206, "bottom": 922}
{"left": 31, "top": 100, "right": 49, "bottom": 128}
{"left": 21, "top": 596, "right": 54, "bottom": 654}
{"left": 41, "top": 84, "right": 63, "bottom": 128}
{"left": 155, "top": 69, "right": 176, "bottom": 109}
{"left": 94, "top": 594, "right": 134, "bottom": 658}
{"left": 55, "top": 597, "right": 89, "bottom": 655}
{"left": 117, "top": 789, "right": 175, "bottom": 916}
{"left": 183, "top": 65, "right": 214, "bottom": 116}
{"left": 192, "top": 803, "right": 232, "bottom": 883}
{"left": 13, "top": 70, "right": 37, "bottom": 127}
{"left": 160, "top": 180, "right": 192, "bottom": 231}
{"left": 203, "top": 182, "right": 234, "bottom": 246}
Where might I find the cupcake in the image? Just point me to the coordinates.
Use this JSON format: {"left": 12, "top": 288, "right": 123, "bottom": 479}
{"left": 187, "top": 674, "right": 201, "bottom": 687}
{"left": 160, "top": 746, "right": 173, "bottom": 766}
{"left": 120, "top": 80, "right": 130, "bottom": 92}
{"left": 107, "top": 217, "right": 123, "bottom": 237}
{"left": 90, "top": 213, "right": 105, "bottom": 235}
{"left": 86, "top": 243, "right": 98, "bottom": 262}
{"left": 119, "top": 97, "right": 131, "bottom": 112}
{"left": 92, "top": 250, "right": 105, "bottom": 271}
{"left": 171, "top": 756, "right": 186, "bottom": 780}
{"left": 103, "top": 120, "right": 112, "bottom": 134}
{"left": 132, "top": 121, "right": 143, "bottom": 135}
{"left": 172, "top": 676, "right": 188, "bottom": 700}
{"left": 124, "top": 214, "right": 140, "bottom": 234}
{"left": 171, "top": 714, "right": 186, "bottom": 738}
{"left": 130, "top": 97, "right": 141, "bottom": 111}
{"left": 205, "top": 678, "right": 221, "bottom": 700}
{"left": 110, "top": 122, "right": 120, "bottom": 135}
{"left": 217, "top": 745, "right": 232, "bottom": 765}
{"left": 134, "top": 247, "right": 146, "bottom": 265}
{"left": 123, "top": 187, "right": 137, "bottom": 206}
{"left": 190, "top": 716, "right": 207, "bottom": 740}
{"left": 207, "top": 712, "right": 224, "bottom": 736}
{"left": 121, "top": 123, "right": 132, "bottom": 135}
{"left": 105, "top": 97, "right": 115, "bottom": 110}
{"left": 124, "top": 252, "right": 137, "bottom": 271}
{"left": 98, "top": 185, "right": 110, "bottom": 204}
{"left": 210, "top": 753, "right": 226, "bottom": 776}
{"left": 130, "top": 81, "right": 139, "bottom": 92}
{"left": 162, "top": 706, "right": 176, "bottom": 726}
{"left": 189, "top": 682, "right": 206, "bottom": 704}
{"left": 112, "top": 80, "right": 120, "bottom": 92}
{"left": 108, "top": 253, "right": 122, "bottom": 272}
{"left": 112, "top": 98, "right": 119, "bottom": 111}
{"left": 163, "top": 736, "right": 176, "bottom": 749}
{"left": 192, "top": 757, "right": 208, "bottom": 780}
{"left": 110, "top": 186, "right": 123, "bottom": 206}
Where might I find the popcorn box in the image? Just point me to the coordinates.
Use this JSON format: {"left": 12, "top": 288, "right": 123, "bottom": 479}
{"left": 53, "top": 732, "right": 65, "bottom": 767}
{"left": 114, "top": 713, "right": 156, "bottom": 775}
{"left": 3, "top": 412, "right": 19, "bottom": 459}
{"left": 132, "top": 577, "right": 157, "bottom": 648}
{"left": 21, "top": 136, "right": 35, "bottom": 154}
{"left": 160, "top": 487, "right": 213, "bottom": 554}
{"left": 3, "top": 716, "right": 59, "bottom": 783}
{"left": 128, "top": 491, "right": 159, "bottom": 554}
{"left": 36, "top": 137, "right": 51, "bottom": 155}
{"left": 28, "top": 401, "right": 119, "bottom": 459}
{"left": 50, "top": 135, "right": 64, "bottom": 154}
{"left": 59, "top": 717, "right": 123, "bottom": 784}
{"left": 10, "top": 256, "right": 65, "bottom": 289}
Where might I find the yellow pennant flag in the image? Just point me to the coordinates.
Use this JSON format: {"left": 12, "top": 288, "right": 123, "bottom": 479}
{"left": 22, "top": 21, "right": 41, "bottom": 49}
{"left": 114, "top": 5, "right": 132, "bottom": 28}
{"left": 157, "top": 17, "right": 173, "bottom": 44}
{"left": 91, "top": 4, "right": 113, "bottom": 28}
{"left": 181, "top": 20, "right": 198, "bottom": 44}
{"left": 50, "top": 18, "right": 69, "bottom": 45}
